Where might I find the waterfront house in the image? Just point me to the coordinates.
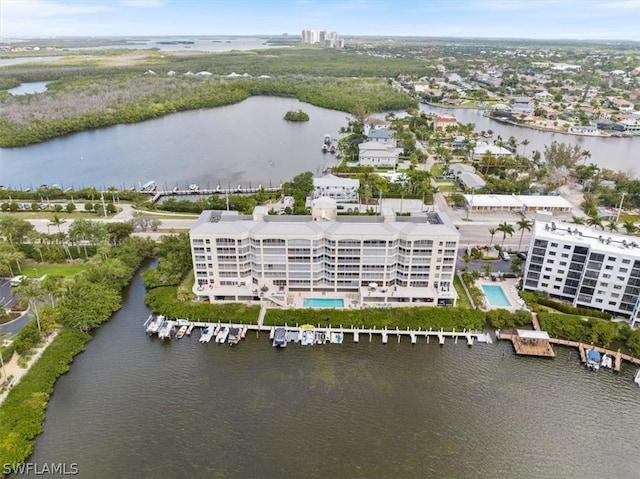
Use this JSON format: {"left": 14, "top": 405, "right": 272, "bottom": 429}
{"left": 189, "top": 206, "right": 459, "bottom": 307}
{"left": 433, "top": 114, "right": 458, "bottom": 131}
{"left": 312, "top": 174, "right": 360, "bottom": 203}
{"left": 367, "top": 129, "right": 396, "bottom": 146}
{"left": 471, "top": 142, "right": 512, "bottom": 161}
{"left": 358, "top": 141, "right": 401, "bottom": 168}
{"left": 523, "top": 215, "right": 640, "bottom": 327}
{"left": 510, "top": 97, "right": 535, "bottom": 116}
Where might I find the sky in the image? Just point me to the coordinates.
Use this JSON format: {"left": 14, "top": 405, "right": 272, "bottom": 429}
{"left": 1, "top": 0, "right": 640, "bottom": 41}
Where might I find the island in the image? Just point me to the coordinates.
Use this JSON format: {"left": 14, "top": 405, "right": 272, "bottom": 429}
{"left": 284, "top": 110, "right": 310, "bottom": 122}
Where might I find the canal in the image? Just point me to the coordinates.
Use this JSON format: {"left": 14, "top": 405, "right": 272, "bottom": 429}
{"left": 24, "top": 266, "right": 640, "bottom": 478}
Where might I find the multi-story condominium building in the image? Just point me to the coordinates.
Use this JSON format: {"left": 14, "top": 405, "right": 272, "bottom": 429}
{"left": 522, "top": 216, "right": 640, "bottom": 326}
{"left": 301, "top": 29, "right": 343, "bottom": 49}
{"left": 312, "top": 174, "right": 359, "bottom": 203}
{"left": 190, "top": 203, "right": 459, "bottom": 307}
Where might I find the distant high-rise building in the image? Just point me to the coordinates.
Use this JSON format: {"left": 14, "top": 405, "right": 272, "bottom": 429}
{"left": 301, "top": 28, "right": 343, "bottom": 49}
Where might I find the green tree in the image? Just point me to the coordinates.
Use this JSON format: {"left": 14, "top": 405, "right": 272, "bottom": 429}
{"left": 516, "top": 217, "right": 533, "bottom": 252}
{"left": 488, "top": 227, "right": 497, "bottom": 248}
{"left": 11, "top": 277, "right": 44, "bottom": 333}
{"left": 497, "top": 222, "right": 515, "bottom": 250}
{"left": 622, "top": 221, "right": 636, "bottom": 234}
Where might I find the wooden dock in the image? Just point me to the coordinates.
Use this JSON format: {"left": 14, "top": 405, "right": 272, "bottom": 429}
{"left": 498, "top": 332, "right": 556, "bottom": 357}
{"left": 498, "top": 332, "right": 640, "bottom": 372}
{"left": 148, "top": 185, "right": 281, "bottom": 203}
{"left": 152, "top": 320, "right": 492, "bottom": 346}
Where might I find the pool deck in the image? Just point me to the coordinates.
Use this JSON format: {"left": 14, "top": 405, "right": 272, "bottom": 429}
{"left": 476, "top": 278, "right": 525, "bottom": 311}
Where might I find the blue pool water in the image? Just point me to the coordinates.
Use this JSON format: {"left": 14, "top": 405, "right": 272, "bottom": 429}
{"left": 480, "top": 284, "right": 511, "bottom": 307}
{"left": 303, "top": 298, "right": 345, "bottom": 308}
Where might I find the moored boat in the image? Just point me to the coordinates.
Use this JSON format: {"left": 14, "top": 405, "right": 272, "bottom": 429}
{"left": 228, "top": 327, "right": 241, "bottom": 346}
{"left": 634, "top": 368, "right": 640, "bottom": 386}
{"left": 600, "top": 353, "right": 613, "bottom": 369}
{"left": 272, "top": 327, "right": 286, "bottom": 347}
{"left": 145, "top": 314, "right": 164, "bottom": 335}
{"left": 216, "top": 326, "right": 229, "bottom": 343}
{"left": 176, "top": 325, "right": 188, "bottom": 339}
{"left": 586, "top": 349, "right": 601, "bottom": 371}
{"left": 322, "top": 144, "right": 328, "bottom": 153}
{"left": 199, "top": 326, "right": 215, "bottom": 343}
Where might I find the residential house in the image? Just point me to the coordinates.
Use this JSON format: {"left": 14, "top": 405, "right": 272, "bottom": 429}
{"left": 471, "top": 142, "right": 512, "bottom": 161}
{"left": 358, "top": 141, "right": 402, "bottom": 168}
{"left": 312, "top": 174, "right": 360, "bottom": 203}
{"left": 433, "top": 114, "right": 458, "bottom": 131}
{"left": 367, "top": 129, "right": 396, "bottom": 146}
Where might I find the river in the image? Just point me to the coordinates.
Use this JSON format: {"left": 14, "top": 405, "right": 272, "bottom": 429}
{"left": 0, "top": 97, "right": 347, "bottom": 190}
{"left": 420, "top": 104, "right": 640, "bottom": 176}
{"left": 23, "top": 266, "right": 640, "bottom": 478}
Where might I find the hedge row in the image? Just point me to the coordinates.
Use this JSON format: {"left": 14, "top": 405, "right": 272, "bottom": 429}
{"left": 0, "top": 328, "right": 90, "bottom": 465}
{"left": 519, "top": 291, "right": 611, "bottom": 319}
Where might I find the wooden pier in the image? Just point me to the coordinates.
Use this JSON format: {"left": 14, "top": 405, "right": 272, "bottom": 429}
{"left": 498, "top": 330, "right": 640, "bottom": 372}
{"left": 147, "top": 319, "right": 492, "bottom": 346}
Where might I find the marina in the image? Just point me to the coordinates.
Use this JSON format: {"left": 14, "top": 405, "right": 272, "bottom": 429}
{"left": 143, "top": 317, "right": 492, "bottom": 347}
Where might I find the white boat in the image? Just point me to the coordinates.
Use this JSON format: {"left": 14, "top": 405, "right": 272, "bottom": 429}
{"left": 199, "top": 327, "right": 215, "bottom": 343}
{"left": 330, "top": 332, "right": 343, "bottom": 344}
{"left": 272, "top": 327, "right": 286, "bottom": 347}
{"left": 158, "top": 320, "right": 175, "bottom": 340}
{"left": 585, "top": 349, "right": 601, "bottom": 371}
{"left": 322, "top": 144, "right": 328, "bottom": 153}
{"left": 216, "top": 326, "right": 229, "bottom": 343}
{"left": 323, "top": 134, "right": 331, "bottom": 145}
{"left": 600, "top": 353, "right": 613, "bottom": 369}
{"left": 228, "top": 327, "right": 241, "bottom": 346}
{"left": 145, "top": 314, "right": 164, "bottom": 335}
{"left": 300, "top": 327, "right": 315, "bottom": 346}
{"left": 176, "top": 325, "right": 188, "bottom": 339}
{"left": 635, "top": 368, "right": 640, "bottom": 387}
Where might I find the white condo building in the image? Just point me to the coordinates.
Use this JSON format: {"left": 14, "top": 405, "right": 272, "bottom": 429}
{"left": 190, "top": 203, "right": 459, "bottom": 307}
{"left": 523, "top": 217, "right": 640, "bottom": 326}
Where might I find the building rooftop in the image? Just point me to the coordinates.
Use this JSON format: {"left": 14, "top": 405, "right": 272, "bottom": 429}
{"left": 533, "top": 219, "right": 640, "bottom": 254}
{"left": 313, "top": 174, "right": 359, "bottom": 188}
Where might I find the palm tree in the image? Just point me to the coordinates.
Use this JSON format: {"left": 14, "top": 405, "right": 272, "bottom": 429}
{"left": 497, "top": 222, "right": 515, "bottom": 250}
{"left": 516, "top": 217, "right": 533, "bottom": 252}
{"left": 12, "top": 277, "right": 44, "bottom": 333}
{"left": 571, "top": 215, "right": 586, "bottom": 225}
{"left": 607, "top": 221, "right": 619, "bottom": 233}
{"left": 520, "top": 139, "right": 530, "bottom": 158}
{"left": 488, "top": 227, "right": 497, "bottom": 248}
{"left": 49, "top": 214, "right": 66, "bottom": 233}
{"left": 586, "top": 215, "right": 604, "bottom": 230}
{"left": 622, "top": 220, "right": 637, "bottom": 235}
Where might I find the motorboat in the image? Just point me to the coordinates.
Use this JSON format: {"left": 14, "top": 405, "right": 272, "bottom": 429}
{"left": 216, "top": 326, "right": 230, "bottom": 343}
{"left": 600, "top": 353, "right": 613, "bottom": 369}
{"left": 228, "top": 327, "right": 241, "bottom": 346}
{"left": 145, "top": 314, "right": 164, "bottom": 335}
{"left": 634, "top": 368, "right": 640, "bottom": 386}
{"left": 272, "top": 327, "right": 287, "bottom": 347}
{"left": 585, "top": 349, "right": 601, "bottom": 371}
{"left": 176, "top": 325, "right": 188, "bottom": 339}
{"left": 158, "top": 320, "right": 175, "bottom": 340}
{"left": 199, "top": 327, "right": 215, "bottom": 343}
{"left": 322, "top": 144, "right": 328, "bottom": 153}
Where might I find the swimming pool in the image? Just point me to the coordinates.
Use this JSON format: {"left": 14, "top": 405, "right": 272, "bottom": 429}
{"left": 303, "top": 298, "right": 345, "bottom": 308}
{"left": 481, "top": 284, "right": 511, "bottom": 307}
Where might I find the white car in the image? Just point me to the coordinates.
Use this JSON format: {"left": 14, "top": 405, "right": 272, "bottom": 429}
{"left": 9, "top": 275, "right": 26, "bottom": 286}
{"left": 500, "top": 251, "right": 511, "bottom": 261}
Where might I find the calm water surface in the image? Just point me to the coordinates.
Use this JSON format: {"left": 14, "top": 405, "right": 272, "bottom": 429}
{"left": 0, "top": 97, "right": 346, "bottom": 190}
{"left": 6, "top": 82, "right": 48, "bottom": 95}
{"left": 420, "top": 104, "right": 640, "bottom": 175}
{"left": 26, "top": 268, "right": 640, "bottom": 478}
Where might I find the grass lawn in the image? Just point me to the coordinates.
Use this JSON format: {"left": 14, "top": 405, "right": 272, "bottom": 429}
{"left": 0, "top": 211, "right": 116, "bottom": 220}
{"left": 157, "top": 228, "right": 191, "bottom": 233}
{"left": 453, "top": 275, "right": 473, "bottom": 309}
{"left": 22, "top": 263, "right": 85, "bottom": 278}
{"left": 430, "top": 164, "right": 445, "bottom": 176}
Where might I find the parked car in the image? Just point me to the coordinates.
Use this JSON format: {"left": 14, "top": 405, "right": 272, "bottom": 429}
{"left": 500, "top": 251, "right": 511, "bottom": 261}
{"left": 516, "top": 252, "right": 527, "bottom": 260}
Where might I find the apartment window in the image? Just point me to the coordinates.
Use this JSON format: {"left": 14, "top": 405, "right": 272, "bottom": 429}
{"left": 614, "top": 285, "right": 622, "bottom": 290}
{"left": 612, "top": 293, "right": 620, "bottom": 298}
{"left": 595, "top": 298, "right": 603, "bottom": 303}
{"left": 597, "top": 290, "right": 605, "bottom": 295}
{"left": 603, "top": 274, "right": 611, "bottom": 279}
{"left": 609, "top": 301, "right": 617, "bottom": 306}
{"left": 551, "top": 242, "right": 558, "bottom": 247}
{"left": 549, "top": 251, "right": 557, "bottom": 256}
{"left": 622, "top": 259, "right": 631, "bottom": 264}
{"left": 545, "top": 267, "right": 552, "bottom": 272}
{"left": 608, "top": 256, "right": 615, "bottom": 261}
{"left": 541, "top": 283, "right": 549, "bottom": 287}
{"left": 605, "top": 265, "right": 613, "bottom": 270}
{"left": 620, "top": 268, "right": 628, "bottom": 273}
{"left": 555, "top": 277, "right": 562, "bottom": 282}
{"left": 543, "top": 275, "right": 550, "bottom": 280}
{"left": 601, "top": 283, "right": 609, "bottom": 287}
{"left": 560, "top": 262, "right": 567, "bottom": 266}
{"left": 563, "top": 245, "right": 571, "bottom": 249}
{"left": 561, "top": 253, "right": 569, "bottom": 258}
{"left": 546, "top": 259, "right": 554, "bottom": 264}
